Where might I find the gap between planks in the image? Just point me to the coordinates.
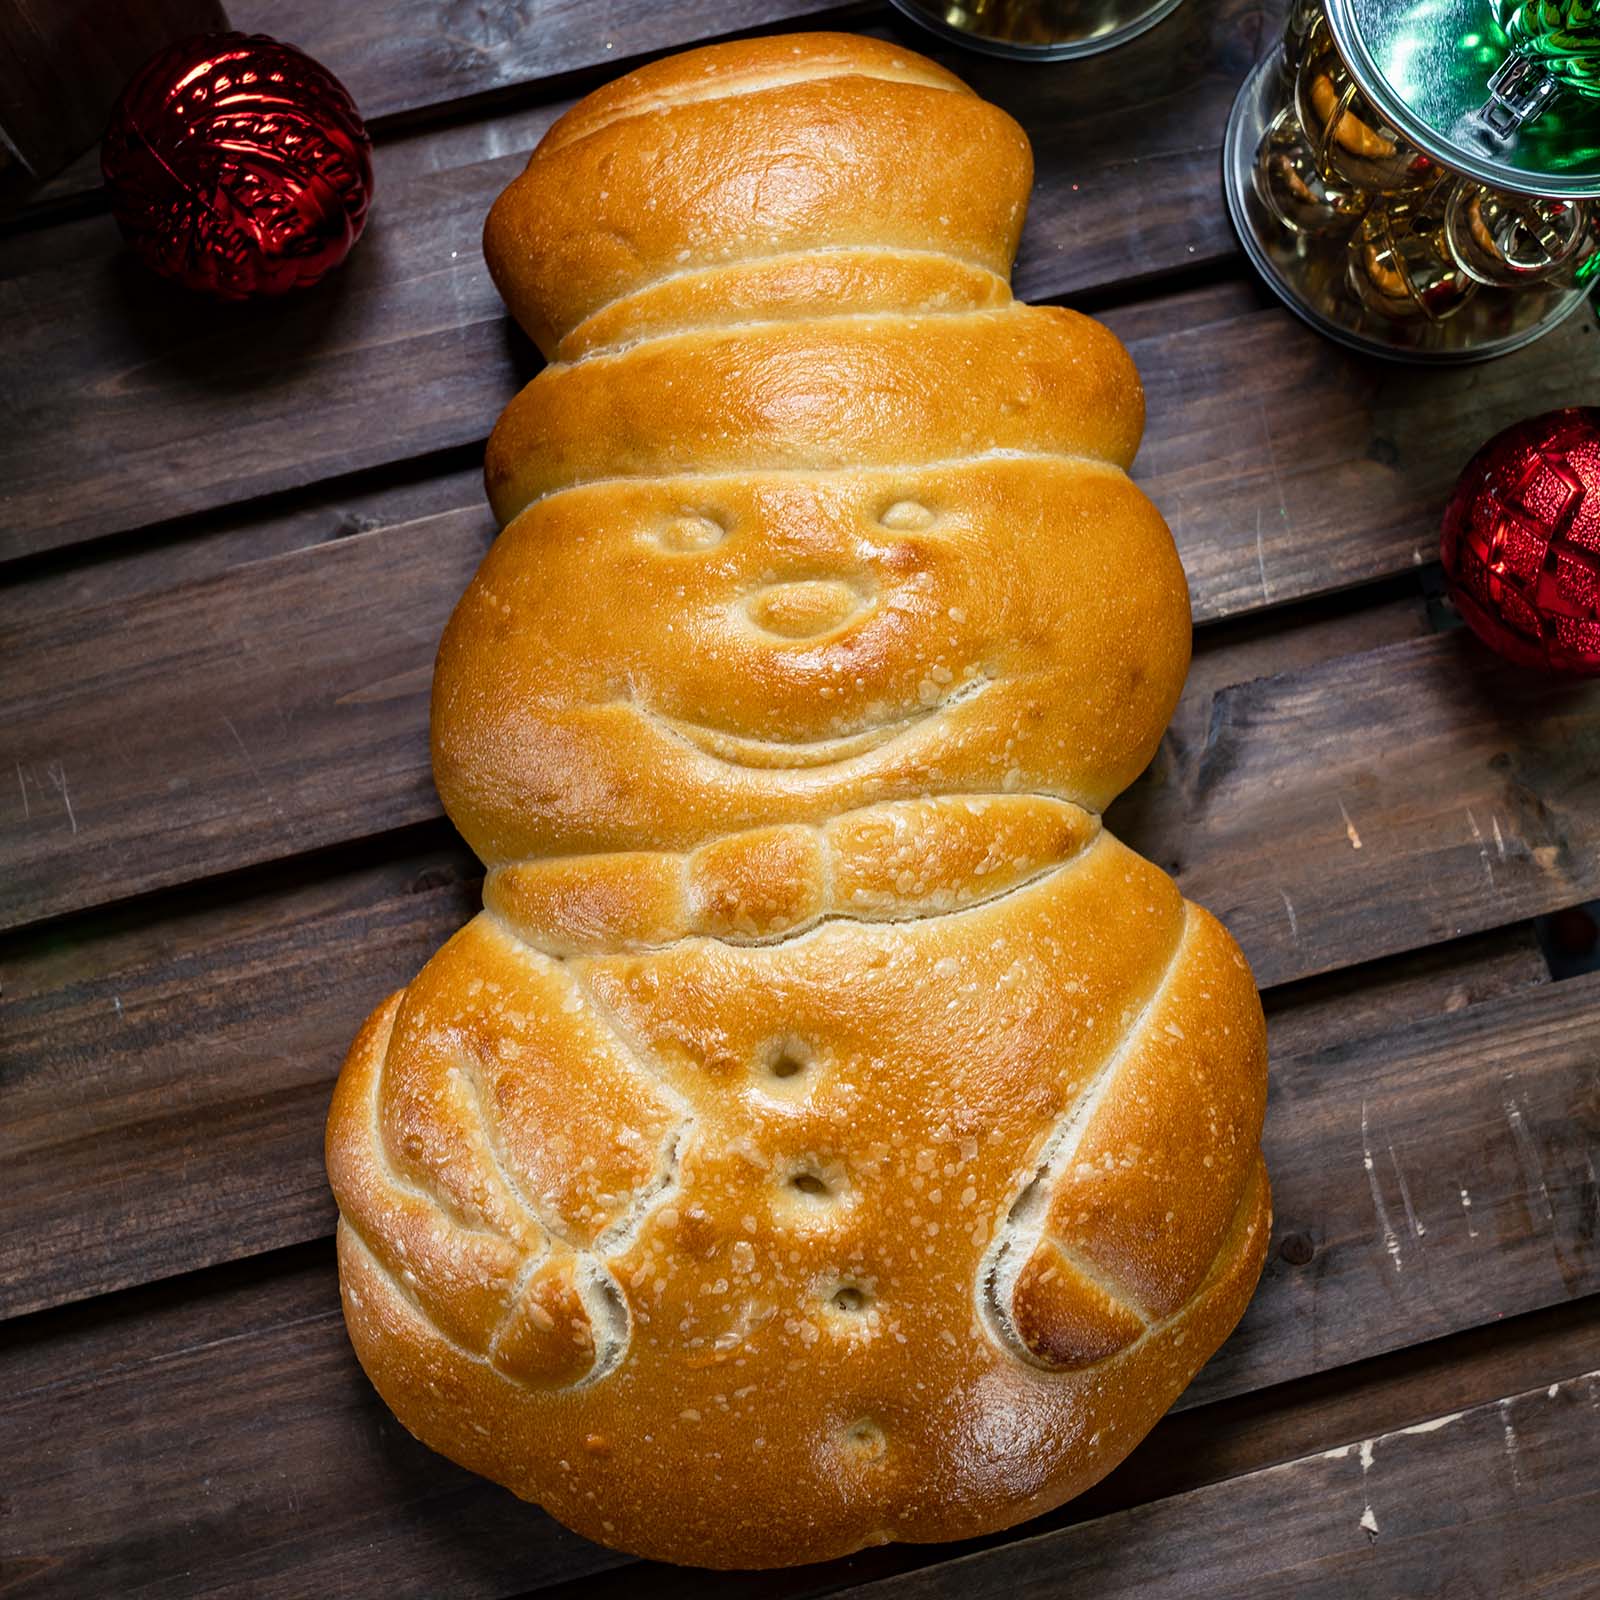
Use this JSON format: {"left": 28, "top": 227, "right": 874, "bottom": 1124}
{"left": 0, "top": 1, "right": 887, "bottom": 228}
{"left": 1, "top": 1229, "right": 1593, "bottom": 1600}
{"left": 0, "top": 0, "right": 1310, "bottom": 559}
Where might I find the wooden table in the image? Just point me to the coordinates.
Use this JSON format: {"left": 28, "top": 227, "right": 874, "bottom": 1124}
{"left": 3, "top": 3, "right": 1599, "bottom": 1594}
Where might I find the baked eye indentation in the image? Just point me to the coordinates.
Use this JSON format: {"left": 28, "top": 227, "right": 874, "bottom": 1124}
{"left": 656, "top": 508, "right": 728, "bottom": 551}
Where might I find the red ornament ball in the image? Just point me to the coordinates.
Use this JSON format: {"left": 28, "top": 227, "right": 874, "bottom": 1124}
{"left": 101, "top": 32, "right": 373, "bottom": 300}
{"left": 1440, "top": 407, "right": 1600, "bottom": 677}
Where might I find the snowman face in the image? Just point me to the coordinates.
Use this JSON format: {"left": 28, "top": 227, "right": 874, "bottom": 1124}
{"left": 332, "top": 37, "right": 1273, "bottom": 1570}
{"left": 432, "top": 457, "right": 1189, "bottom": 867}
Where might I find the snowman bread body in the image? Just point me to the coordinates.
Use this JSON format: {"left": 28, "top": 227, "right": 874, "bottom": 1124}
{"left": 326, "top": 32, "right": 1269, "bottom": 1570}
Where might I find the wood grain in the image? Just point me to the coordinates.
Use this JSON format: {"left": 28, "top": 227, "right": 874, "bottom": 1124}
{"left": 244, "top": 0, "right": 877, "bottom": 125}
{"left": 0, "top": 507, "right": 492, "bottom": 927}
{"left": 2, "top": 1229, "right": 1593, "bottom": 1599}
{"left": 1259, "top": 920, "right": 1548, "bottom": 1062}
{"left": 10, "top": 581, "right": 1599, "bottom": 992}
{"left": 0, "top": 1, "right": 1333, "bottom": 561}
{"left": 1187, "top": 968, "right": 1600, "bottom": 1409}
{"left": 1118, "top": 628, "right": 1600, "bottom": 988}
{"left": 10, "top": 281, "right": 1597, "bottom": 929}
{"left": 0, "top": 845, "right": 479, "bottom": 1319}
{"left": 0, "top": 0, "right": 224, "bottom": 183}
{"left": 1114, "top": 292, "right": 1600, "bottom": 622}
{"left": 838, "top": 1368, "right": 1600, "bottom": 1600}
{"left": 2, "top": 1, "right": 875, "bottom": 217}
{"left": 0, "top": 459, "right": 484, "bottom": 625}
{"left": 0, "top": 1250, "right": 629, "bottom": 1600}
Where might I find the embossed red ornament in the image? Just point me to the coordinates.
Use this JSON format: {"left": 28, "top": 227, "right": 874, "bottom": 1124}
{"left": 1440, "top": 407, "right": 1600, "bottom": 676}
{"left": 100, "top": 32, "right": 373, "bottom": 299}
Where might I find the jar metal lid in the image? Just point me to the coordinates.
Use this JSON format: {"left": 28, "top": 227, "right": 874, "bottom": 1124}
{"left": 1325, "top": 0, "right": 1600, "bottom": 196}
{"left": 887, "top": 0, "right": 1186, "bottom": 60}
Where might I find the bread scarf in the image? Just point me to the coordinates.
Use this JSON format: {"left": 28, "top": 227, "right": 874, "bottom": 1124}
{"left": 327, "top": 32, "right": 1269, "bottom": 1569}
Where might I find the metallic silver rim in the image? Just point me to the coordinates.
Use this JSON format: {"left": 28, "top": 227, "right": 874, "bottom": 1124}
{"left": 1323, "top": 0, "right": 1600, "bottom": 200}
{"left": 1222, "top": 49, "right": 1597, "bottom": 364}
{"left": 886, "top": 0, "right": 1188, "bottom": 61}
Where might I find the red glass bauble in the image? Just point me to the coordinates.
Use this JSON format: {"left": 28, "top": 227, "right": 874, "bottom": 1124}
{"left": 100, "top": 32, "right": 373, "bottom": 300}
{"left": 1440, "top": 408, "right": 1600, "bottom": 677}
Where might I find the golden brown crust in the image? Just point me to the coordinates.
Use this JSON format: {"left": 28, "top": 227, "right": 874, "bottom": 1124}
{"left": 434, "top": 457, "right": 1189, "bottom": 866}
{"left": 483, "top": 35, "right": 1031, "bottom": 357}
{"left": 484, "top": 795, "right": 1101, "bottom": 955}
{"left": 328, "top": 31, "right": 1270, "bottom": 1570}
{"left": 333, "top": 851, "right": 1270, "bottom": 1567}
{"left": 484, "top": 305, "right": 1145, "bottom": 529}
{"left": 559, "top": 249, "right": 1014, "bottom": 364}
{"left": 538, "top": 31, "right": 973, "bottom": 160}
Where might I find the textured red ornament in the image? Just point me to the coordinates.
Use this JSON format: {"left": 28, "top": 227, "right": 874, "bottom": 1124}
{"left": 1440, "top": 408, "right": 1600, "bottom": 677}
{"left": 100, "top": 32, "right": 373, "bottom": 300}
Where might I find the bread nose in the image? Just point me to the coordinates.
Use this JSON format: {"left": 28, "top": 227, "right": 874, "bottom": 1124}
{"left": 744, "top": 578, "right": 870, "bottom": 640}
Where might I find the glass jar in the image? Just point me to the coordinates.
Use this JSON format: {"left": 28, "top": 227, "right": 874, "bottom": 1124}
{"left": 1224, "top": 0, "right": 1600, "bottom": 361}
{"left": 887, "top": 0, "right": 1187, "bottom": 59}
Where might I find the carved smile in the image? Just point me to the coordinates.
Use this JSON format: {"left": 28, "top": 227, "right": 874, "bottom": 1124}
{"left": 647, "top": 678, "right": 988, "bottom": 770}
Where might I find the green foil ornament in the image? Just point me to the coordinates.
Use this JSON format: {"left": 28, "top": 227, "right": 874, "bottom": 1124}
{"left": 1496, "top": 2, "right": 1600, "bottom": 100}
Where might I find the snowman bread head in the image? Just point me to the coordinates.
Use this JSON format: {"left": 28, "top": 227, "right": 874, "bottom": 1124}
{"left": 327, "top": 32, "right": 1269, "bottom": 1570}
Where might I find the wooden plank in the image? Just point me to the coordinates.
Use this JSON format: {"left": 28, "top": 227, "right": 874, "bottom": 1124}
{"left": 2, "top": 1242, "right": 1594, "bottom": 1600}
{"left": 242, "top": 0, "right": 877, "bottom": 125}
{"left": 13, "top": 275, "right": 1592, "bottom": 928}
{"left": 1049, "top": 1296, "right": 1600, "bottom": 1574}
{"left": 0, "top": 1251, "right": 630, "bottom": 1600}
{"left": 0, "top": 843, "right": 479, "bottom": 1320}
{"left": 1114, "top": 292, "right": 1600, "bottom": 623}
{"left": 1182, "top": 967, "right": 1600, "bottom": 1410}
{"left": 1118, "top": 628, "right": 1600, "bottom": 989}
{"left": 1260, "top": 922, "right": 1548, "bottom": 1062}
{"left": 0, "top": 0, "right": 1322, "bottom": 562}
{"left": 0, "top": 603, "right": 1421, "bottom": 1317}
{"left": 0, "top": 460, "right": 484, "bottom": 625}
{"left": 1, "top": 2, "right": 875, "bottom": 220}
{"left": 838, "top": 1371, "right": 1600, "bottom": 1600}
{"left": 0, "top": 507, "right": 492, "bottom": 928}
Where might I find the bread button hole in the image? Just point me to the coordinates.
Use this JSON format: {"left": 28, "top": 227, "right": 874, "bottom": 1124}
{"left": 779, "top": 1159, "right": 850, "bottom": 1220}
{"left": 759, "top": 1038, "right": 814, "bottom": 1093}
{"left": 828, "top": 1283, "right": 871, "bottom": 1314}
{"left": 843, "top": 1418, "right": 887, "bottom": 1461}
{"left": 878, "top": 500, "right": 935, "bottom": 532}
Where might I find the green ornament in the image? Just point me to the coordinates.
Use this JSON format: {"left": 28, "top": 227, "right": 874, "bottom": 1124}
{"left": 1474, "top": 0, "right": 1600, "bottom": 155}
{"left": 1496, "top": 2, "right": 1600, "bottom": 99}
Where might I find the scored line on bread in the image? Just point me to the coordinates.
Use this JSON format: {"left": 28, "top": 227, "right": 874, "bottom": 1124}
{"left": 326, "top": 32, "right": 1270, "bottom": 1569}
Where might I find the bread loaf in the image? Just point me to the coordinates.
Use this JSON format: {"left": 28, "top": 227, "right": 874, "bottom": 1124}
{"left": 326, "top": 31, "right": 1269, "bottom": 1569}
